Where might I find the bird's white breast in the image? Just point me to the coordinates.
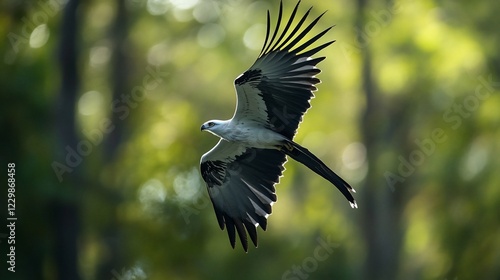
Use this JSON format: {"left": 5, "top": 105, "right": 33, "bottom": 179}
{"left": 223, "top": 120, "right": 286, "bottom": 149}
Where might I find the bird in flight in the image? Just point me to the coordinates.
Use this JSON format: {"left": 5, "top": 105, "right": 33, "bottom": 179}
{"left": 200, "top": 0, "right": 357, "bottom": 252}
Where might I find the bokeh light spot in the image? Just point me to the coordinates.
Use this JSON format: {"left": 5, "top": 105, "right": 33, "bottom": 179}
{"left": 197, "top": 23, "right": 225, "bottom": 48}
{"left": 78, "top": 91, "right": 104, "bottom": 116}
{"left": 243, "top": 24, "right": 265, "bottom": 50}
{"left": 29, "top": 24, "right": 50, "bottom": 49}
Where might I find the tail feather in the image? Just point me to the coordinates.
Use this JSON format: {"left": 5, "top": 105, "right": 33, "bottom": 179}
{"left": 281, "top": 140, "right": 358, "bottom": 208}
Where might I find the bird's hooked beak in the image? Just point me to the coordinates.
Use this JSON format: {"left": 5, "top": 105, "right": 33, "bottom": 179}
{"left": 200, "top": 124, "right": 207, "bottom": 131}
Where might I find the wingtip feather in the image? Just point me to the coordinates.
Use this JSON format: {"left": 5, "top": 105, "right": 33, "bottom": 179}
{"left": 350, "top": 201, "right": 358, "bottom": 209}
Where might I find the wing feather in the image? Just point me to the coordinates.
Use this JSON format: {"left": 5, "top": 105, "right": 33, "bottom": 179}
{"left": 258, "top": 10, "right": 271, "bottom": 57}
{"left": 233, "top": 1, "right": 334, "bottom": 139}
{"left": 275, "top": 6, "right": 312, "bottom": 52}
{"left": 269, "top": 0, "right": 301, "bottom": 51}
{"left": 261, "top": 0, "right": 283, "bottom": 55}
{"left": 200, "top": 140, "right": 287, "bottom": 251}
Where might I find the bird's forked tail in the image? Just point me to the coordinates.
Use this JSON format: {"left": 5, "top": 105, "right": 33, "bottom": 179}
{"left": 280, "top": 140, "right": 358, "bottom": 208}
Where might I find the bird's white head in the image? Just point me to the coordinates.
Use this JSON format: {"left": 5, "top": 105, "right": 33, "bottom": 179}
{"left": 200, "top": 120, "right": 228, "bottom": 138}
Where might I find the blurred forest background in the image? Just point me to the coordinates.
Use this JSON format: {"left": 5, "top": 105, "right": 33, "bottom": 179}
{"left": 1, "top": 0, "right": 499, "bottom": 279}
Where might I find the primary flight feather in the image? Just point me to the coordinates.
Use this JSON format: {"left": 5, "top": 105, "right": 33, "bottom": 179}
{"left": 200, "top": 0, "right": 357, "bottom": 252}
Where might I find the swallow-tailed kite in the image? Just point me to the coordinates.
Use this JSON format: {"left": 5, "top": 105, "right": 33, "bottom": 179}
{"left": 200, "top": 0, "right": 357, "bottom": 252}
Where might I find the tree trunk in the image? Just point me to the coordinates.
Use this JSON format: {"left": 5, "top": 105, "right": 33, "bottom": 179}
{"left": 96, "top": 0, "right": 131, "bottom": 278}
{"left": 53, "top": 0, "right": 81, "bottom": 279}
{"left": 356, "top": 0, "right": 405, "bottom": 279}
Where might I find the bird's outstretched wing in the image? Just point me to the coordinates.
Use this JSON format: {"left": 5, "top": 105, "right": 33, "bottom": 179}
{"left": 233, "top": 0, "right": 334, "bottom": 139}
{"left": 200, "top": 140, "right": 287, "bottom": 252}
{"left": 200, "top": 1, "right": 348, "bottom": 252}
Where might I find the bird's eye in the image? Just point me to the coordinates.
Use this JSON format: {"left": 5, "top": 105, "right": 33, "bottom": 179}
{"left": 208, "top": 122, "right": 215, "bottom": 127}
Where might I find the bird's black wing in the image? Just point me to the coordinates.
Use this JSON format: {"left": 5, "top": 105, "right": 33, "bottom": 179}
{"left": 200, "top": 140, "right": 287, "bottom": 252}
{"left": 233, "top": 0, "right": 334, "bottom": 139}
